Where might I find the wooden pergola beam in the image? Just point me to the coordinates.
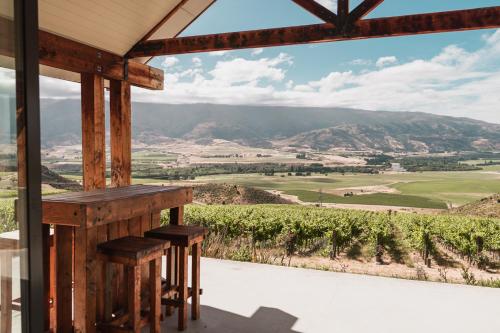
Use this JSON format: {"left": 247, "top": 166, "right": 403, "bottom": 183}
{"left": 291, "top": 0, "right": 337, "bottom": 24}
{"left": 337, "top": 0, "right": 349, "bottom": 27}
{"left": 0, "top": 17, "right": 163, "bottom": 90}
{"left": 128, "top": 6, "right": 500, "bottom": 57}
{"left": 349, "top": 0, "right": 384, "bottom": 23}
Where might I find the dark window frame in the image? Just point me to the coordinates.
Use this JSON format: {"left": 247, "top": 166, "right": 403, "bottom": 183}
{"left": 14, "top": 0, "right": 44, "bottom": 332}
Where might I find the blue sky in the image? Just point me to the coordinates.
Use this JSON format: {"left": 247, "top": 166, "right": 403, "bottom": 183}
{"left": 40, "top": 0, "right": 500, "bottom": 123}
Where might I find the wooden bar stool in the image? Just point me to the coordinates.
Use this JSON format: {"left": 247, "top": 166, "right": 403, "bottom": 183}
{"left": 145, "top": 225, "right": 208, "bottom": 331}
{"left": 97, "top": 236, "right": 170, "bottom": 333}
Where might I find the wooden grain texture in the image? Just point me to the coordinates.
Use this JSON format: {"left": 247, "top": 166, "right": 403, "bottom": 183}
{"left": 0, "top": 16, "right": 164, "bottom": 90}
{"left": 192, "top": 242, "right": 201, "bottom": 320}
{"left": 41, "top": 201, "right": 84, "bottom": 226}
{"left": 49, "top": 233, "right": 57, "bottom": 331}
{"left": 81, "top": 72, "right": 106, "bottom": 332}
{"left": 170, "top": 206, "right": 184, "bottom": 226}
{"left": 337, "top": 0, "right": 349, "bottom": 27}
{"left": 55, "top": 226, "right": 73, "bottom": 333}
{"left": 149, "top": 258, "right": 162, "bottom": 333}
{"left": 127, "top": 265, "right": 141, "bottom": 332}
{"left": 178, "top": 247, "right": 189, "bottom": 331}
{"left": 144, "top": 224, "right": 207, "bottom": 247}
{"left": 42, "top": 225, "right": 51, "bottom": 332}
{"left": 43, "top": 186, "right": 193, "bottom": 228}
{"left": 128, "top": 6, "right": 500, "bottom": 56}
{"left": 349, "top": 0, "right": 384, "bottom": 22}
{"left": 165, "top": 246, "right": 175, "bottom": 317}
{"left": 81, "top": 73, "right": 106, "bottom": 192}
{"left": 110, "top": 80, "right": 132, "bottom": 188}
{"left": 74, "top": 227, "right": 98, "bottom": 333}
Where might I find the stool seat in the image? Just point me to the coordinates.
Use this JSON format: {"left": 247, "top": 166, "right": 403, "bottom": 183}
{"left": 98, "top": 236, "right": 170, "bottom": 265}
{"left": 145, "top": 225, "right": 208, "bottom": 247}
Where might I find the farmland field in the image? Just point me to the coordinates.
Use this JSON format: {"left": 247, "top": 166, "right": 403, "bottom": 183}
{"left": 184, "top": 169, "right": 500, "bottom": 208}
{"left": 57, "top": 168, "right": 499, "bottom": 209}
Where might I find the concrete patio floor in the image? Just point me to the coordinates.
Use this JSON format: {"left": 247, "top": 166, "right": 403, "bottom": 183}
{"left": 159, "top": 257, "right": 500, "bottom": 333}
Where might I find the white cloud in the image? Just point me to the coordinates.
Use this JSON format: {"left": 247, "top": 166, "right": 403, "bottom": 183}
{"left": 316, "top": 0, "right": 337, "bottom": 10}
{"left": 40, "top": 76, "right": 80, "bottom": 99}
{"left": 161, "top": 56, "right": 179, "bottom": 68}
{"left": 349, "top": 59, "right": 372, "bottom": 66}
{"left": 37, "top": 30, "right": 500, "bottom": 124}
{"left": 208, "top": 50, "right": 229, "bottom": 57}
{"left": 376, "top": 56, "right": 398, "bottom": 68}
{"left": 251, "top": 48, "right": 264, "bottom": 56}
{"left": 192, "top": 57, "right": 202, "bottom": 67}
{"left": 208, "top": 53, "right": 293, "bottom": 85}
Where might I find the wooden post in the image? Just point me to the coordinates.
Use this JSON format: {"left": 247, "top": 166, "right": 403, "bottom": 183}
{"left": 110, "top": 80, "right": 132, "bottom": 188}
{"left": 178, "top": 247, "right": 188, "bottom": 330}
{"left": 109, "top": 79, "right": 133, "bottom": 315}
{"left": 81, "top": 73, "right": 106, "bottom": 191}
{"left": 149, "top": 258, "right": 161, "bottom": 333}
{"left": 170, "top": 206, "right": 184, "bottom": 225}
{"left": 55, "top": 226, "right": 73, "bottom": 333}
{"left": 127, "top": 266, "right": 141, "bottom": 332}
{"left": 75, "top": 73, "right": 105, "bottom": 333}
{"left": 192, "top": 243, "right": 201, "bottom": 320}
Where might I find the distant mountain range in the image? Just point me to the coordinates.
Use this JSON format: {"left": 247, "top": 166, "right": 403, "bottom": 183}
{"left": 40, "top": 99, "right": 500, "bottom": 153}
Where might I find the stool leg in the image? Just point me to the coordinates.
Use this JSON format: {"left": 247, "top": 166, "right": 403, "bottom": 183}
{"left": 174, "top": 247, "right": 179, "bottom": 286}
{"left": 165, "top": 247, "right": 175, "bottom": 316}
{"left": 149, "top": 258, "right": 161, "bottom": 333}
{"left": 127, "top": 266, "right": 141, "bottom": 332}
{"left": 191, "top": 243, "right": 200, "bottom": 320}
{"left": 178, "top": 247, "right": 188, "bottom": 331}
{"left": 104, "top": 263, "right": 113, "bottom": 322}
{"left": 0, "top": 252, "right": 12, "bottom": 333}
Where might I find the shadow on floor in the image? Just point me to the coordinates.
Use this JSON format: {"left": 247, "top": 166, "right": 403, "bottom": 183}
{"left": 159, "top": 305, "right": 302, "bottom": 333}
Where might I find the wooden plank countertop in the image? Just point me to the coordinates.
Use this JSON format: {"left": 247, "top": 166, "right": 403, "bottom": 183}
{"left": 42, "top": 185, "right": 192, "bottom": 228}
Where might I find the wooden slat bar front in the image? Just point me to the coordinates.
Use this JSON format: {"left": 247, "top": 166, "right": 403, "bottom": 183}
{"left": 42, "top": 185, "right": 192, "bottom": 333}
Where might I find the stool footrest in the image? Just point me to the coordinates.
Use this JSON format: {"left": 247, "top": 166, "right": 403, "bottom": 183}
{"left": 161, "top": 287, "right": 203, "bottom": 307}
{"left": 162, "top": 284, "right": 203, "bottom": 298}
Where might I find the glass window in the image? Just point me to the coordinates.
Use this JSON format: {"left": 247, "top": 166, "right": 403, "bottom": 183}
{"left": 1, "top": 0, "right": 42, "bottom": 331}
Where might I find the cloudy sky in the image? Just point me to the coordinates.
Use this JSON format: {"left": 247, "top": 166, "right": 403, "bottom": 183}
{"left": 41, "top": 0, "right": 500, "bottom": 124}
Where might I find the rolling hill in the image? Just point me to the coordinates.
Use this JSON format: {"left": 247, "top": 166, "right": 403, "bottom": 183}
{"left": 40, "top": 99, "right": 500, "bottom": 153}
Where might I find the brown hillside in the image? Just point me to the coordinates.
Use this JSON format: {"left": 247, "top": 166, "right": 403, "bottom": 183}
{"left": 193, "top": 183, "right": 293, "bottom": 205}
{"left": 452, "top": 194, "right": 500, "bottom": 218}
{"left": 42, "top": 165, "right": 82, "bottom": 191}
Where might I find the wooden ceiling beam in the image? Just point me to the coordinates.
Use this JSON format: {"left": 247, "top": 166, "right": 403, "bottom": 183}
{"left": 291, "top": 0, "right": 337, "bottom": 25}
{"left": 349, "top": 0, "right": 384, "bottom": 23}
{"left": 337, "top": 0, "right": 349, "bottom": 27}
{"left": 127, "top": 6, "right": 500, "bottom": 57}
{"left": 126, "top": 0, "right": 217, "bottom": 62}
{"left": 0, "top": 17, "right": 163, "bottom": 90}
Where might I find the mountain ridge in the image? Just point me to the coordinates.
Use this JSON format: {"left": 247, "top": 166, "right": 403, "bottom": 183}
{"left": 40, "top": 99, "right": 500, "bottom": 153}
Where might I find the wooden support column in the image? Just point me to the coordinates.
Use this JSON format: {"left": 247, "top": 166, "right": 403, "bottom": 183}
{"left": 73, "top": 73, "right": 106, "bottom": 333}
{"left": 81, "top": 73, "right": 106, "bottom": 191}
{"left": 110, "top": 80, "right": 132, "bottom": 187}
{"left": 109, "top": 79, "right": 133, "bottom": 316}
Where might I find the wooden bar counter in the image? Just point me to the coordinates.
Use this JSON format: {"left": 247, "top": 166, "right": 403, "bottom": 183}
{"left": 42, "top": 185, "right": 192, "bottom": 333}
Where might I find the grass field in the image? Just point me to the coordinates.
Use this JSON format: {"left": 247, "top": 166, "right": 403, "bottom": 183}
{"left": 189, "top": 169, "right": 500, "bottom": 208}
{"left": 286, "top": 190, "right": 448, "bottom": 209}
